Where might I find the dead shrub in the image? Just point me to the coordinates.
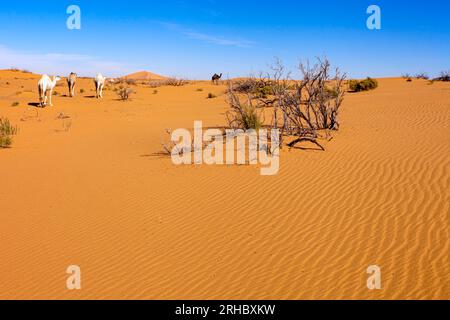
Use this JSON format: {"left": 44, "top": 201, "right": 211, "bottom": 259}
{"left": 226, "top": 57, "right": 346, "bottom": 150}
{"left": 163, "top": 77, "right": 188, "bottom": 86}
{"left": 434, "top": 71, "right": 450, "bottom": 82}
{"left": 415, "top": 73, "right": 429, "bottom": 80}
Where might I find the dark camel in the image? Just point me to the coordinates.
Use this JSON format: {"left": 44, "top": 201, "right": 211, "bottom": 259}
{"left": 212, "top": 73, "right": 222, "bottom": 85}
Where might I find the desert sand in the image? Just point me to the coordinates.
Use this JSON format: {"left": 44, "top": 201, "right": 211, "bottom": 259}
{"left": 0, "top": 70, "right": 448, "bottom": 300}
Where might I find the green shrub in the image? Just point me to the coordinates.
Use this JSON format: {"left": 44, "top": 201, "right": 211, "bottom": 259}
{"left": 231, "top": 79, "right": 276, "bottom": 98}
{"left": 226, "top": 91, "right": 264, "bottom": 130}
{"left": 324, "top": 86, "right": 339, "bottom": 99}
{"left": 116, "top": 86, "right": 134, "bottom": 101}
{"left": 348, "top": 78, "right": 378, "bottom": 92}
{"left": 230, "top": 103, "right": 263, "bottom": 130}
{"left": 0, "top": 117, "right": 18, "bottom": 148}
{"left": 255, "top": 85, "right": 274, "bottom": 98}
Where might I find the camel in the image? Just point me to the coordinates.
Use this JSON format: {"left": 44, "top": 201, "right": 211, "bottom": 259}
{"left": 38, "top": 75, "right": 61, "bottom": 107}
{"left": 94, "top": 73, "right": 114, "bottom": 99}
{"left": 212, "top": 73, "right": 222, "bottom": 85}
{"left": 67, "top": 72, "right": 77, "bottom": 97}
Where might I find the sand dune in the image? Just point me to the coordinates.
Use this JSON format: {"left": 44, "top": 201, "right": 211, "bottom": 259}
{"left": 122, "top": 71, "right": 167, "bottom": 81}
{"left": 0, "top": 71, "right": 448, "bottom": 299}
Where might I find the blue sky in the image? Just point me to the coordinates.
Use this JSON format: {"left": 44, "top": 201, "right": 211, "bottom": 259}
{"left": 0, "top": 0, "right": 449, "bottom": 79}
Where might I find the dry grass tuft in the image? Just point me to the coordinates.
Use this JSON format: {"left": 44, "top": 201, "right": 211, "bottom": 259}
{"left": 0, "top": 117, "right": 18, "bottom": 148}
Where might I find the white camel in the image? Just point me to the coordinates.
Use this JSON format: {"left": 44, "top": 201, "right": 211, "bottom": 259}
{"left": 38, "top": 75, "right": 61, "bottom": 107}
{"left": 94, "top": 73, "right": 114, "bottom": 99}
{"left": 67, "top": 72, "right": 77, "bottom": 97}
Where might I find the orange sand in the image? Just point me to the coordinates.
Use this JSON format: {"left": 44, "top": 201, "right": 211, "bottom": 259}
{"left": 0, "top": 70, "right": 448, "bottom": 299}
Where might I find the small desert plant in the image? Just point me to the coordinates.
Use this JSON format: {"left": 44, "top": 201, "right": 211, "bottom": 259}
{"left": 196, "top": 88, "right": 204, "bottom": 92}
{"left": 254, "top": 85, "right": 274, "bottom": 99}
{"left": 230, "top": 78, "right": 275, "bottom": 98}
{"left": 434, "top": 71, "right": 450, "bottom": 82}
{"left": 116, "top": 86, "right": 134, "bottom": 101}
{"left": 226, "top": 86, "right": 264, "bottom": 130}
{"left": 415, "top": 73, "right": 429, "bottom": 80}
{"left": 8, "top": 68, "right": 31, "bottom": 73}
{"left": 348, "top": 78, "right": 378, "bottom": 92}
{"left": 53, "top": 90, "right": 59, "bottom": 96}
{"left": 55, "top": 112, "right": 72, "bottom": 132}
{"left": 147, "top": 81, "right": 162, "bottom": 88}
{"left": 115, "top": 78, "right": 137, "bottom": 86}
{"left": 207, "top": 93, "right": 217, "bottom": 99}
{"left": 79, "top": 88, "right": 85, "bottom": 94}
{"left": 324, "top": 86, "right": 340, "bottom": 99}
{"left": 160, "top": 129, "right": 195, "bottom": 157}
{"left": 11, "top": 101, "right": 19, "bottom": 107}
{"left": 56, "top": 112, "right": 71, "bottom": 120}
{"left": 163, "top": 77, "right": 188, "bottom": 86}
{"left": 402, "top": 73, "right": 413, "bottom": 82}
{"left": 231, "top": 79, "right": 256, "bottom": 94}
{"left": 153, "top": 89, "right": 158, "bottom": 94}
{"left": 0, "top": 117, "right": 18, "bottom": 148}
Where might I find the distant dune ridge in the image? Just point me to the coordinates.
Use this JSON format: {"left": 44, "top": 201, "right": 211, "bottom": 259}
{"left": 122, "top": 71, "right": 167, "bottom": 81}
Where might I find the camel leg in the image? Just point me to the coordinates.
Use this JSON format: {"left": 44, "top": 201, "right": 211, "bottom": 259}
{"left": 38, "top": 87, "right": 43, "bottom": 107}
{"left": 49, "top": 90, "right": 53, "bottom": 107}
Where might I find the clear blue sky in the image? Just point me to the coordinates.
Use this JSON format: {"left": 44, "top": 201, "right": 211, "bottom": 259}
{"left": 0, "top": 0, "right": 449, "bottom": 79}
